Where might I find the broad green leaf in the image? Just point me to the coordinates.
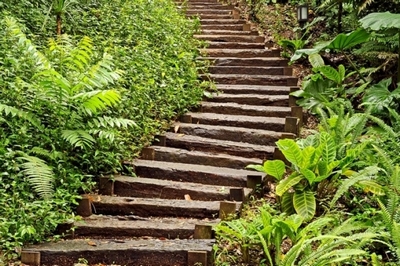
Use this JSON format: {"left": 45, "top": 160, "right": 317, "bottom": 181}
{"left": 319, "top": 132, "right": 336, "bottom": 163}
{"left": 276, "top": 139, "right": 303, "bottom": 168}
{"left": 308, "top": 53, "right": 324, "bottom": 68}
{"left": 301, "top": 146, "right": 316, "bottom": 169}
{"left": 358, "top": 180, "right": 385, "bottom": 195}
{"left": 360, "top": 12, "right": 400, "bottom": 31}
{"left": 280, "top": 192, "right": 295, "bottom": 215}
{"left": 291, "top": 41, "right": 330, "bottom": 62}
{"left": 293, "top": 191, "right": 316, "bottom": 221}
{"left": 315, "top": 65, "right": 341, "bottom": 84}
{"left": 263, "top": 160, "right": 286, "bottom": 180}
{"left": 276, "top": 174, "right": 303, "bottom": 196}
{"left": 246, "top": 164, "right": 265, "bottom": 173}
{"left": 301, "top": 168, "right": 317, "bottom": 185}
{"left": 338, "top": 64, "right": 345, "bottom": 81}
{"left": 326, "top": 29, "right": 370, "bottom": 51}
{"left": 317, "top": 161, "right": 328, "bottom": 177}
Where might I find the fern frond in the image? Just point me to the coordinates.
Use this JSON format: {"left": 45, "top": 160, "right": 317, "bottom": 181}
{"left": 4, "top": 16, "right": 51, "bottom": 70}
{"left": 330, "top": 166, "right": 381, "bottom": 207}
{"left": 30, "top": 147, "right": 65, "bottom": 161}
{"left": 88, "top": 129, "right": 116, "bottom": 142}
{"left": 61, "top": 129, "right": 96, "bottom": 148}
{"left": 367, "top": 114, "right": 396, "bottom": 138}
{"left": 0, "top": 103, "right": 42, "bottom": 129}
{"left": 88, "top": 116, "right": 136, "bottom": 129}
{"left": 73, "top": 89, "right": 121, "bottom": 115}
{"left": 18, "top": 154, "right": 54, "bottom": 199}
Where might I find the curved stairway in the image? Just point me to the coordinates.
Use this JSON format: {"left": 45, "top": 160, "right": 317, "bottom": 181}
{"left": 21, "top": 1, "right": 300, "bottom": 265}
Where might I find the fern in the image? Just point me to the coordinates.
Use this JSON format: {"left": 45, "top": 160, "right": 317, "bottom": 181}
{"left": 61, "top": 130, "right": 96, "bottom": 148}
{"left": 0, "top": 103, "right": 42, "bottom": 129}
{"left": 330, "top": 166, "right": 381, "bottom": 207}
{"left": 17, "top": 154, "right": 54, "bottom": 199}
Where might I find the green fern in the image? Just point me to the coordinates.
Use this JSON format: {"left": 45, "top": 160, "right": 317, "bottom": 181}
{"left": 17, "top": 154, "right": 54, "bottom": 199}
{"left": 0, "top": 103, "right": 42, "bottom": 129}
{"left": 61, "top": 130, "right": 95, "bottom": 148}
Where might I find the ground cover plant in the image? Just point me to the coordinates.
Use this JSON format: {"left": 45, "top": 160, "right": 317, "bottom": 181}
{"left": 213, "top": 1, "right": 400, "bottom": 265}
{"left": 0, "top": 0, "right": 206, "bottom": 262}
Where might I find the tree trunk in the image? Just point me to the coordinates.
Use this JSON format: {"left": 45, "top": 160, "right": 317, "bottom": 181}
{"left": 56, "top": 14, "right": 62, "bottom": 35}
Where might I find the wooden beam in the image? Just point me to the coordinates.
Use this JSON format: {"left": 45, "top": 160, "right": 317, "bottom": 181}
{"left": 194, "top": 224, "right": 213, "bottom": 239}
{"left": 140, "top": 147, "right": 155, "bottom": 160}
{"left": 76, "top": 195, "right": 92, "bottom": 217}
{"left": 246, "top": 175, "right": 263, "bottom": 189}
{"left": 284, "top": 116, "right": 299, "bottom": 136}
{"left": 229, "top": 188, "right": 245, "bottom": 201}
{"left": 219, "top": 201, "right": 237, "bottom": 220}
{"left": 188, "top": 250, "right": 208, "bottom": 266}
{"left": 21, "top": 251, "right": 40, "bottom": 266}
{"left": 153, "top": 135, "right": 166, "bottom": 146}
{"left": 99, "top": 176, "right": 114, "bottom": 195}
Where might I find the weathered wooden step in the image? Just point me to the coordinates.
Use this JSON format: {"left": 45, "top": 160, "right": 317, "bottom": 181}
{"left": 207, "top": 41, "right": 265, "bottom": 49}
{"left": 165, "top": 132, "right": 275, "bottom": 159}
{"left": 74, "top": 215, "right": 218, "bottom": 239}
{"left": 200, "top": 19, "right": 246, "bottom": 25}
{"left": 209, "top": 66, "right": 290, "bottom": 75}
{"left": 200, "top": 101, "right": 291, "bottom": 117}
{"left": 186, "top": 9, "right": 232, "bottom": 15}
{"left": 143, "top": 145, "right": 262, "bottom": 169}
{"left": 188, "top": 14, "right": 232, "bottom": 19}
{"left": 188, "top": 5, "right": 234, "bottom": 10}
{"left": 201, "top": 24, "right": 244, "bottom": 31}
{"left": 201, "top": 30, "right": 258, "bottom": 36}
{"left": 207, "top": 93, "right": 288, "bottom": 106}
{"left": 175, "top": 122, "right": 286, "bottom": 145}
{"left": 195, "top": 34, "right": 264, "bottom": 43}
{"left": 25, "top": 238, "right": 214, "bottom": 266}
{"left": 201, "top": 57, "right": 289, "bottom": 66}
{"left": 216, "top": 84, "right": 291, "bottom": 95}
{"left": 187, "top": 112, "right": 285, "bottom": 131}
{"left": 90, "top": 194, "right": 224, "bottom": 218}
{"left": 133, "top": 159, "right": 261, "bottom": 187}
{"left": 110, "top": 175, "right": 248, "bottom": 201}
{"left": 202, "top": 48, "right": 280, "bottom": 57}
{"left": 205, "top": 73, "right": 297, "bottom": 86}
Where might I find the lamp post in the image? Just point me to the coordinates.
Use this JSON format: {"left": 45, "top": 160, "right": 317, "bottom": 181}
{"left": 297, "top": 4, "right": 309, "bottom": 27}
{"left": 297, "top": 4, "right": 309, "bottom": 39}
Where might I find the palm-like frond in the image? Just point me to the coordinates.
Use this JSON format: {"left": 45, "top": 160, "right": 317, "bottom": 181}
{"left": 73, "top": 90, "right": 121, "bottom": 115}
{"left": 61, "top": 129, "right": 96, "bottom": 148}
{"left": 18, "top": 154, "right": 54, "bottom": 199}
{"left": 0, "top": 103, "right": 42, "bottom": 129}
{"left": 88, "top": 116, "right": 137, "bottom": 129}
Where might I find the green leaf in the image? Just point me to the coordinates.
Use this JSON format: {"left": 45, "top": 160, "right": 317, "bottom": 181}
{"left": 293, "top": 191, "right": 316, "bottom": 221}
{"left": 281, "top": 192, "right": 295, "bottom": 215}
{"left": 301, "top": 146, "right": 316, "bottom": 169}
{"left": 263, "top": 160, "right": 286, "bottom": 180}
{"left": 315, "top": 65, "right": 341, "bottom": 84}
{"left": 301, "top": 168, "right": 317, "bottom": 185}
{"left": 358, "top": 180, "right": 385, "bottom": 195}
{"left": 308, "top": 53, "right": 325, "bottom": 68}
{"left": 276, "top": 174, "right": 303, "bottom": 196}
{"left": 246, "top": 164, "right": 265, "bottom": 173}
{"left": 360, "top": 12, "right": 400, "bottom": 31}
{"left": 276, "top": 139, "right": 303, "bottom": 168}
{"left": 319, "top": 132, "right": 336, "bottom": 163}
{"left": 326, "top": 29, "right": 370, "bottom": 51}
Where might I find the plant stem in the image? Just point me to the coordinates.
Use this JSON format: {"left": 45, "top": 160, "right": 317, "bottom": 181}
{"left": 344, "top": 53, "right": 367, "bottom": 83}
{"left": 56, "top": 14, "right": 62, "bottom": 35}
{"left": 398, "top": 31, "right": 400, "bottom": 83}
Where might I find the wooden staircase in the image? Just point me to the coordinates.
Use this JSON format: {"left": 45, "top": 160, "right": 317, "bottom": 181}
{"left": 21, "top": 0, "right": 299, "bottom": 265}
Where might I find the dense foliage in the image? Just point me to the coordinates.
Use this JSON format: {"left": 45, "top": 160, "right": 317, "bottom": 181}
{"left": 214, "top": 1, "right": 400, "bottom": 265}
{"left": 0, "top": 0, "right": 205, "bottom": 261}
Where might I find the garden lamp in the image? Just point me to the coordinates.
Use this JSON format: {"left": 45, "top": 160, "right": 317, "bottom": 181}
{"left": 297, "top": 4, "right": 309, "bottom": 24}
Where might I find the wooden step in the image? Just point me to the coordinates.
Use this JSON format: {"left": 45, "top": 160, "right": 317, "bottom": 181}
{"left": 195, "top": 34, "right": 264, "bottom": 43}
{"left": 205, "top": 73, "right": 297, "bottom": 86}
{"left": 165, "top": 132, "right": 275, "bottom": 159}
{"left": 209, "top": 66, "right": 290, "bottom": 75}
{"left": 206, "top": 41, "right": 266, "bottom": 49}
{"left": 187, "top": 112, "right": 285, "bottom": 131}
{"left": 200, "top": 19, "right": 246, "bottom": 25}
{"left": 174, "top": 122, "right": 286, "bottom": 145}
{"left": 200, "top": 101, "right": 291, "bottom": 117}
{"left": 110, "top": 175, "right": 249, "bottom": 201}
{"left": 188, "top": 14, "right": 233, "bottom": 19}
{"left": 202, "top": 24, "right": 244, "bottom": 31}
{"left": 201, "top": 48, "right": 280, "bottom": 57}
{"left": 186, "top": 9, "right": 232, "bottom": 15}
{"left": 201, "top": 57, "right": 289, "bottom": 67}
{"left": 201, "top": 30, "right": 258, "bottom": 36}
{"left": 216, "top": 84, "right": 291, "bottom": 95}
{"left": 141, "top": 146, "right": 263, "bottom": 169}
{"left": 133, "top": 159, "right": 262, "bottom": 187}
{"left": 207, "top": 93, "right": 289, "bottom": 106}
{"left": 188, "top": 5, "right": 234, "bottom": 10}
{"left": 90, "top": 194, "right": 225, "bottom": 218}
{"left": 25, "top": 238, "right": 214, "bottom": 266}
{"left": 74, "top": 215, "right": 218, "bottom": 239}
